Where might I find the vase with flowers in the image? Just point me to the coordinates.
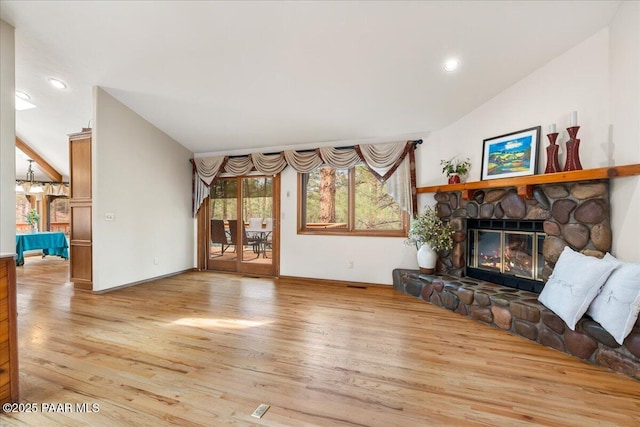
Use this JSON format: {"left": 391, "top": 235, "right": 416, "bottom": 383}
{"left": 406, "top": 206, "right": 454, "bottom": 274}
{"left": 440, "top": 156, "right": 471, "bottom": 184}
{"left": 26, "top": 209, "right": 40, "bottom": 233}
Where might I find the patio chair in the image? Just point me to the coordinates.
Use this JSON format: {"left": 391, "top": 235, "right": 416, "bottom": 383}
{"left": 248, "top": 217, "right": 263, "bottom": 230}
{"left": 264, "top": 218, "right": 274, "bottom": 257}
{"left": 228, "top": 219, "right": 260, "bottom": 258}
{"left": 247, "top": 217, "right": 264, "bottom": 248}
{"left": 210, "top": 219, "right": 230, "bottom": 256}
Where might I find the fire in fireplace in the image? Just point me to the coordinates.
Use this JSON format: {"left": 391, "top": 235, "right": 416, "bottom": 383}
{"left": 467, "top": 219, "right": 546, "bottom": 293}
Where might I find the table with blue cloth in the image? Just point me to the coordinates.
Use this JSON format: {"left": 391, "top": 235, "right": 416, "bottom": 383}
{"left": 15, "top": 232, "right": 69, "bottom": 266}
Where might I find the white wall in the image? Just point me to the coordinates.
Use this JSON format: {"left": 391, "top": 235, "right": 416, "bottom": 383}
{"left": 93, "top": 87, "right": 194, "bottom": 291}
{"left": 418, "top": 28, "right": 612, "bottom": 187}
{"left": 609, "top": 0, "right": 640, "bottom": 260}
{"left": 0, "top": 20, "right": 16, "bottom": 253}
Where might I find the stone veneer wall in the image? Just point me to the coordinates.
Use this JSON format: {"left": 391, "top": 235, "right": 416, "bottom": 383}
{"left": 433, "top": 181, "right": 612, "bottom": 280}
{"left": 392, "top": 269, "right": 640, "bottom": 380}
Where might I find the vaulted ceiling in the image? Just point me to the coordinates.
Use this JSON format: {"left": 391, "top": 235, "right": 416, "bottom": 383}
{"left": 1, "top": 1, "right": 621, "bottom": 180}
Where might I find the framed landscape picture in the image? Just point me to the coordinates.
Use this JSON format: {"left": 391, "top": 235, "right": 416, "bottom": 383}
{"left": 481, "top": 126, "right": 541, "bottom": 180}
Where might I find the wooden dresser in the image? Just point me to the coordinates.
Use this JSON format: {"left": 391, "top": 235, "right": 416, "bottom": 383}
{"left": 0, "top": 253, "right": 18, "bottom": 405}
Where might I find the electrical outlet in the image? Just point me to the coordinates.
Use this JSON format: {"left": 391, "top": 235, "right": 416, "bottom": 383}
{"left": 347, "top": 260, "right": 354, "bottom": 269}
{"left": 105, "top": 213, "right": 115, "bottom": 221}
{"left": 153, "top": 257, "right": 159, "bottom": 265}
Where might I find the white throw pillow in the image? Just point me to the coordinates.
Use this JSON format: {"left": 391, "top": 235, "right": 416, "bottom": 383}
{"left": 538, "top": 247, "right": 618, "bottom": 330}
{"left": 587, "top": 253, "right": 640, "bottom": 345}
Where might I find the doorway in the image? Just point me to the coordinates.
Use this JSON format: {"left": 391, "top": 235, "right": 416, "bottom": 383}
{"left": 206, "top": 174, "right": 279, "bottom": 276}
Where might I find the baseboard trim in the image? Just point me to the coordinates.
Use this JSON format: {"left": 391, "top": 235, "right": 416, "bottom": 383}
{"left": 92, "top": 268, "right": 195, "bottom": 294}
{"left": 94, "top": 269, "right": 392, "bottom": 292}
{"left": 277, "top": 275, "right": 390, "bottom": 289}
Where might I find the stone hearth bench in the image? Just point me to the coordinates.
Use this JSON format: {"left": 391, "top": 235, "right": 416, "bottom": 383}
{"left": 392, "top": 269, "right": 640, "bottom": 380}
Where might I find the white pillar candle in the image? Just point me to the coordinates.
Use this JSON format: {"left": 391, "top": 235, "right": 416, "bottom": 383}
{"left": 548, "top": 123, "right": 556, "bottom": 134}
{"left": 569, "top": 111, "right": 578, "bottom": 127}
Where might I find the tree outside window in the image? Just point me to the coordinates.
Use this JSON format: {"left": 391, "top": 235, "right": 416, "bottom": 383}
{"left": 300, "top": 165, "right": 407, "bottom": 236}
{"left": 16, "top": 194, "right": 32, "bottom": 233}
{"left": 49, "top": 197, "right": 70, "bottom": 235}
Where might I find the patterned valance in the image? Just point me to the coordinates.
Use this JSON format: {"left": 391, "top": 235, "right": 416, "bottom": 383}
{"left": 16, "top": 182, "right": 70, "bottom": 197}
{"left": 192, "top": 140, "right": 421, "bottom": 218}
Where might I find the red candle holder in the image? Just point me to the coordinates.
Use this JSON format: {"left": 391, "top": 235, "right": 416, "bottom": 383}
{"left": 545, "top": 132, "right": 561, "bottom": 173}
{"left": 563, "top": 126, "right": 583, "bottom": 171}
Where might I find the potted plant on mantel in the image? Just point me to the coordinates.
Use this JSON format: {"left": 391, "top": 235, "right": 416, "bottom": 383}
{"left": 406, "top": 206, "right": 454, "bottom": 274}
{"left": 26, "top": 209, "right": 40, "bottom": 233}
{"left": 441, "top": 156, "right": 471, "bottom": 184}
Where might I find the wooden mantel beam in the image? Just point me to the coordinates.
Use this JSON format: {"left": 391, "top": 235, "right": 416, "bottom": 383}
{"left": 15, "top": 136, "right": 63, "bottom": 182}
{"left": 417, "top": 164, "right": 640, "bottom": 199}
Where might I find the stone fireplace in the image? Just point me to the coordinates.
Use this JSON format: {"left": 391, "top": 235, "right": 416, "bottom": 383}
{"left": 433, "top": 181, "right": 612, "bottom": 292}
{"left": 394, "top": 168, "right": 640, "bottom": 380}
{"left": 466, "top": 218, "right": 546, "bottom": 292}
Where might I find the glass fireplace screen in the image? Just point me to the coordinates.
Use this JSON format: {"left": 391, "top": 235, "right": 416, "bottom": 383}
{"left": 468, "top": 229, "right": 545, "bottom": 281}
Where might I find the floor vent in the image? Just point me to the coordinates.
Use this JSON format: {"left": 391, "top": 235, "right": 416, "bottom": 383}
{"left": 251, "top": 404, "right": 270, "bottom": 419}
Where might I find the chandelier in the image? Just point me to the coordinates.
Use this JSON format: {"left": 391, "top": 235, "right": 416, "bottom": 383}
{"left": 15, "top": 159, "right": 43, "bottom": 194}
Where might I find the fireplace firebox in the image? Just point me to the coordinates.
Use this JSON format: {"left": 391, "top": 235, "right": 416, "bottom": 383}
{"left": 466, "top": 219, "right": 545, "bottom": 293}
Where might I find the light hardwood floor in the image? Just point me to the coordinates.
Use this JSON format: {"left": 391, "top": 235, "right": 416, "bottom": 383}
{"left": 2, "top": 256, "right": 639, "bottom": 426}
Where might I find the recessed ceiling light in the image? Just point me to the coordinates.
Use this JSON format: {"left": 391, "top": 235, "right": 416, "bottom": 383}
{"left": 48, "top": 78, "right": 67, "bottom": 89}
{"left": 15, "top": 96, "right": 36, "bottom": 111}
{"left": 443, "top": 58, "right": 460, "bottom": 72}
{"left": 15, "top": 90, "right": 31, "bottom": 100}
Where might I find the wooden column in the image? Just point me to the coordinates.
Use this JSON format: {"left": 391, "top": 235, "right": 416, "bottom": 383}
{"left": 196, "top": 198, "right": 208, "bottom": 271}
{"left": 41, "top": 195, "right": 49, "bottom": 231}
{"left": 0, "top": 254, "right": 19, "bottom": 405}
{"left": 69, "top": 129, "right": 93, "bottom": 290}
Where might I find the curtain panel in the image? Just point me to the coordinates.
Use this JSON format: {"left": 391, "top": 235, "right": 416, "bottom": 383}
{"left": 193, "top": 156, "right": 225, "bottom": 186}
{"left": 251, "top": 152, "right": 288, "bottom": 175}
{"left": 192, "top": 140, "right": 420, "bottom": 217}
{"left": 44, "top": 183, "right": 70, "bottom": 197}
{"left": 317, "top": 146, "right": 361, "bottom": 169}
{"left": 284, "top": 150, "right": 322, "bottom": 173}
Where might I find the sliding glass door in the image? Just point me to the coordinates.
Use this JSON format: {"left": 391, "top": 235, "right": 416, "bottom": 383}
{"left": 207, "top": 174, "right": 279, "bottom": 276}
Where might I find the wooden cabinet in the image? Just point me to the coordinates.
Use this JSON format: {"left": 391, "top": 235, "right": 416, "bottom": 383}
{"left": 0, "top": 254, "right": 18, "bottom": 405}
{"left": 69, "top": 129, "right": 93, "bottom": 290}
